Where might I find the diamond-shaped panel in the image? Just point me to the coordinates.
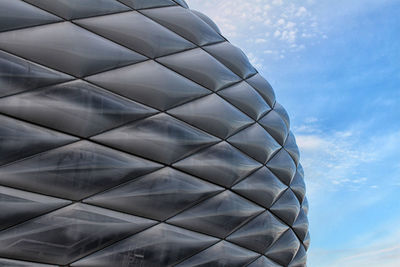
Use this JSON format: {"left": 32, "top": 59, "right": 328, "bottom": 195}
{"left": 174, "top": 142, "right": 262, "bottom": 187}
{"left": 0, "top": 22, "right": 147, "bottom": 77}
{"left": 85, "top": 167, "right": 224, "bottom": 220}
{"left": 0, "top": 1, "right": 307, "bottom": 266}
{"left": 0, "top": 80, "right": 157, "bottom": 137}
{"left": 0, "top": 141, "right": 162, "bottom": 200}
{"left": 87, "top": 60, "right": 210, "bottom": 111}
{"left": 168, "top": 190, "right": 264, "bottom": 238}
{"left": 71, "top": 223, "right": 218, "bottom": 267}
{"left": 92, "top": 113, "right": 219, "bottom": 164}
{"left": 0, "top": 204, "right": 156, "bottom": 265}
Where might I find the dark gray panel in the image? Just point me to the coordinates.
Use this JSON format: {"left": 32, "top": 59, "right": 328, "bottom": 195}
{"left": 142, "top": 6, "right": 224, "bottom": 45}
{"left": 174, "top": 142, "right": 262, "bottom": 187}
{"left": 228, "top": 123, "right": 281, "bottom": 164}
{"left": 284, "top": 132, "right": 300, "bottom": 166}
{"left": 120, "top": 0, "right": 176, "bottom": 9}
{"left": 270, "top": 189, "right": 301, "bottom": 226}
{"left": 290, "top": 167, "right": 306, "bottom": 204}
{"left": 0, "top": 186, "right": 70, "bottom": 231}
{"left": 204, "top": 42, "right": 257, "bottom": 79}
{"left": 0, "top": 141, "right": 162, "bottom": 200}
{"left": 227, "top": 211, "right": 289, "bottom": 253}
{"left": 246, "top": 73, "right": 276, "bottom": 108}
{"left": 248, "top": 256, "right": 282, "bottom": 267}
{"left": 168, "top": 94, "right": 253, "bottom": 139}
{"left": 71, "top": 223, "right": 219, "bottom": 267}
{"left": 168, "top": 191, "right": 264, "bottom": 238}
{"left": 192, "top": 10, "right": 221, "bottom": 34}
{"left": 92, "top": 113, "right": 220, "bottom": 164}
{"left": 24, "top": 0, "right": 130, "bottom": 20}
{"left": 0, "top": 204, "right": 156, "bottom": 265}
{"left": 289, "top": 245, "right": 307, "bottom": 267}
{"left": 85, "top": 167, "right": 224, "bottom": 220}
{"left": 218, "top": 81, "right": 271, "bottom": 121}
{"left": 264, "top": 229, "right": 301, "bottom": 266}
{"left": 0, "top": 115, "right": 77, "bottom": 166}
{"left": 87, "top": 60, "right": 210, "bottom": 111}
{"left": 232, "top": 167, "right": 288, "bottom": 209}
{"left": 0, "top": 22, "right": 147, "bottom": 77}
{"left": 0, "top": 0, "right": 61, "bottom": 32}
{"left": 293, "top": 210, "right": 309, "bottom": 241}
{"left": 176, "top": 241, "right": 259, "bottom": 267}
{"left": 0, "top": 80, "right": 157, "bottom": 137}
{"left": 0, "top": 258, "right": 56, "bottom": 267}
{"left": 266, "top": 149, "right": 297, "bottom": 185}
{"left": 76, "top": 11, "right": 195, "bottom": 58}
{"left": 0, "top": 50, "right": 73, "bottom": 98}
{"left": 259, "top": 110, "right": 289, "bottom": 145}
{"left": 158, "top": 48, "right": 241, "bottom": 91}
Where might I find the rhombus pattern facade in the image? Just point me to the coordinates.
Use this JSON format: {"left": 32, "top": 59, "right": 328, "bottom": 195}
{"left": 0, "top": 0, "right": 309, "bottom": 266}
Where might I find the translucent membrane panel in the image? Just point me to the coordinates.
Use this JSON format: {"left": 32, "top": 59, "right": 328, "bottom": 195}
{"left": 0, "top": 80, "right": 157, "bottom": 137}
{"left": 0, "top": 22, "right": 147, "bottom": 77}
{"left": 0, "top": 50, "right": 72, "bottom": 98}
{"left": 71, "top": 223, "right": 218, "bottom": 267}
{"left": 142, "top": 6, "right": 223, "bottom": 46}
{"left": 0, "top": 204, "right": 156, "bottom": 265}
{"left": 0, "top": 141, "right": 162, "bottom": 200}
{"left": 76, "top": 11, "right": 195, "bottom": 58}
{"left": 0, "top": 115, "right": 77, "bottom": 166}
{"left": 0, "top": 0, "right": 61, "bottom": 32}
{"left": 92, "top": 113, "right": 219, "bottom": 164}
{"left": 158, "top": 48, "right": 241, "bottom": 91}
{"left": 24, "top": 0, "right": 130, "bottom": 20}
{"left": 87, "top": 60, "right": 210, "bottom": 111}
{"left": 85, "top": 167, "right": 223, "bottom": 220}
{"left": 168, "top": 191, "right": 264, "bottom": 238}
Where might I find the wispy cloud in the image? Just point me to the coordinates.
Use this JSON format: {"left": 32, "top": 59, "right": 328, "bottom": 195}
{"left": 187, "top": 0, "right": 324, "bottom": 59}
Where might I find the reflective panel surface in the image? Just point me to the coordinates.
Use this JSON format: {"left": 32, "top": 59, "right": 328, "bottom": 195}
{"left": 0, "top": 0, "right": 307, "bottom": 265}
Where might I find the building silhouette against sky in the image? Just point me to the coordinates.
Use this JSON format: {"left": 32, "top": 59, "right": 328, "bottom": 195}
{"left": 0, "top": 0, "right": 308, "bottom": 266}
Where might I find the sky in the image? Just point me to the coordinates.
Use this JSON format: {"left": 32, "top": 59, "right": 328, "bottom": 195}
{"left": 186, "top": 0, "right": 400, "bottom": 266}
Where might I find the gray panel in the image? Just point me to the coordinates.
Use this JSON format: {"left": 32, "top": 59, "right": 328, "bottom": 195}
{"left": 0, "top": 186, "right": 70, "bottom": 231}
{"left": 176, "top": 241, "right": 259, "bottom": 267}
{"left": 228, "top": 123, "right": 281, "bottom": 164}
{"left": 0, "top": 258, "right": 56, "bottom": 267}
{"left": 227, "top": 211, "right": 289, "bottom": 253}
{"left": 0, "top": 204, "right": 156, "bottom": 265}
{"left": 142, "top": 6, "right": 224, "bottom": 45}
{"left": 304, "top": 232, "right": 311, "bottom": 251}
{"left": 192, "top": 10, "right": 221, "bottom": 34}
{"left": 270, "top": 189, "right": 301, "bottom": 226}
{"left": 259, "top": 110, "right": 289, "bottom": 145}
{"left": 232, "top": 167, "right": 288, "bottom": 208}
{"left": 174, "top": 142, "right": 262, "bottom": 187}
{"left": 158, "top": 48, "right": 241, "bottom": 91}
{"left": 0, "top": 141, "right": 162, "bottom": 200}
{"left": 289, "top": 245, "right": 307, "bottom": 267}
{"left": 218, "top": 81, "right": 271, "bottom": 121}
{"left": 293, "top": 210, "right": 309, "bottom": 241}
{"left": 0, "top": 115, "right": 77, "bottom": 166}
{"left": 0, "top": 22, "right": 147, "bottom": 77}
{"left": 168, "top": 191, "right": 264, "bottom": 238}
{"left": 266, "top": 149, "right": 297, "bottom": 185}
{"left": 168, "top": 94, "right": 253, "bottom": 139}
{"left": 0, "top": 50, "right": 73, "bottom": 98}
{"left": 0, "top": 80, "right": 157, "bottom": 137}
{"left": 0, "top": 0, "right": 61, "bottom": 32}
{"left": 71, "top": 223, "right": 219, "bottom": 267}
{"left": 92, "top": 113, "right": 220, "bottom": 164}
{"left": 264, "top": 229, "right": 301, "bottom": 266}
{"left": 248, "top": 256, "right": 282, "bottom": 267}
{"left": 246, "top": 73, "right": 276, "bottom": 108}
{"left": 290, "top": 167, "right": 306, "bottom": 204}
{"left": 85, "top": 167, "right": 224, "bottom": 220}
{"left": 120, "top": 0, "right": 176, "bottom": 9}
{"left": 24, "top": 0, "right": 130, "bottom": 20}
{"left": 284, "top": 132, "right": 300, "bottom": 166}
{"left": 87, "top": 60, "right": 210, "bottom": 111}
{"left": 76, "top": 11, "right": 195, "bottom": 58}
{"left": 204, "top": 42, "right": 257, "bottom": 79}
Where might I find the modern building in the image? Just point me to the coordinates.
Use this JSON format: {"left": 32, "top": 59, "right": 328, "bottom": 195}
{"left": 0, "top": 0, "right": 308, "bottom": 266}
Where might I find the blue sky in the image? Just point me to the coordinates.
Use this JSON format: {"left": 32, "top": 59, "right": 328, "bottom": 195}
{"left": 187, "top": 0, "right": 400, "bottom": 266}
